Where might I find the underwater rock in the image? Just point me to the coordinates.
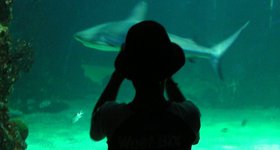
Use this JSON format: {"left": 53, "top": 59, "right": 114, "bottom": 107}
{"left": 0, "top": 0, "right": 13, "bottom": 25}
{"left": 39, "top": 100, "right": 51, "bottom": 108}
{"left": 9, "top": 118, "right": 29, "bottom": 140}
{"left": 1, "top": 0, "right": 34, "bottom": 149}
{"left": 8, "top": 108, "right": 23, "bottom": 118}
{"left": 39, "top": 101, "right": 69, "bottom": 113}
{"left": 21, "top": 100, "right": 70, "bottom": 114}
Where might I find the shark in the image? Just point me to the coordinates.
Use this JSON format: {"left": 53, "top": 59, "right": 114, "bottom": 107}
{"left": 74, "top": 1, "right": 249, "bottom": 79}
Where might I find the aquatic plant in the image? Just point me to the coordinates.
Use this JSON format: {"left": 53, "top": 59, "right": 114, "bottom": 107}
{"left": 0, "top": 0, "right": 34, "bottom": 149}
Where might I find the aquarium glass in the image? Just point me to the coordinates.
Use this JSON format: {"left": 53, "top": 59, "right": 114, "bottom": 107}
{"left": 5, "top": 0, "right": 280, "bottom": 149}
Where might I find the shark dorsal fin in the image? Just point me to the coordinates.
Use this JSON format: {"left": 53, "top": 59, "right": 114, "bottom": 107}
{"left": 127, "top": 1, "right": 147, "bottom": 21}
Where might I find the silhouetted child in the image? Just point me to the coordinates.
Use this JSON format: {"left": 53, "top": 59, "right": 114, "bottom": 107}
{"left": 90, "top": 20, "right": 201, "bottom": 150}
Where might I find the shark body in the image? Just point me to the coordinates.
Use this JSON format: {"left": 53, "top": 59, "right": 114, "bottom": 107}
{"left": 74, "top": 1, "right": 249, "bottom": 79}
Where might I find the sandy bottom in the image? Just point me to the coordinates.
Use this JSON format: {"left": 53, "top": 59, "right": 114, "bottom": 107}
{"left": 23, "top": 99, "right": 280, "bottom": 150}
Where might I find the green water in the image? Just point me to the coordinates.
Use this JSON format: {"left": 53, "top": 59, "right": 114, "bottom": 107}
{"left": 8, "top": 0, "right": 280, "bottom": 149}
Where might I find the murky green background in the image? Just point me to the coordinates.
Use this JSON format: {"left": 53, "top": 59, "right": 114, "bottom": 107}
{"left": 10, "top": 0, "right": 280, "bottom": 107}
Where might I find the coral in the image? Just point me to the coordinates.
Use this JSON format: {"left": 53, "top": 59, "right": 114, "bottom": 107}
{"left": 9, "top": 119, "right": 29, "bottom": 140}
{"left": 0, "top": 0, "right": 33, "bottom": 149}
{"left": 0, "top": 0, "right": 13, "bottom": 25}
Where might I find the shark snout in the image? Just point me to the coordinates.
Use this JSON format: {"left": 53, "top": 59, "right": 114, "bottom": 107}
{"left": 73, "top": 33, "right": 82, "bottom": 41}
{"left": 74, "top": 33, "right": 90, "bottom": 44}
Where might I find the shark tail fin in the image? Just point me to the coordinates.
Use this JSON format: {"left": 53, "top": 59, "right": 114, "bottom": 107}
{"left": 127, "top": 1, "right": 147, "bottom": 21}
{"left": 210, "top": 21, "right": 250, "bottom": 80}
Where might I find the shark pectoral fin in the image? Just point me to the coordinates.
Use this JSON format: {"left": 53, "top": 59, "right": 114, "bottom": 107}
{"left": 127, "top": 1, "right": 147, "bottom": 21}
{"left": 81, "top": 64, "right": 114, "bottom": 85}
{"left": 188, "top": 58, "right": 197, "bottom": 63}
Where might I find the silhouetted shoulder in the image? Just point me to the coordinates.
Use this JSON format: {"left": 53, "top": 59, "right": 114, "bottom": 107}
{"left": 168, "top": 100, "right": 201, "bottom": 142}
{"left": 91, "top": 102, "right": 132, "bottom": 140}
